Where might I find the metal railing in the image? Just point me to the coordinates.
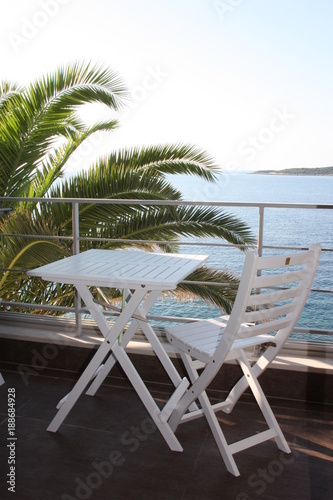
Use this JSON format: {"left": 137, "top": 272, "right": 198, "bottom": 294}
{"left": 0, "top": 196, "right": 332, "bottom": 344}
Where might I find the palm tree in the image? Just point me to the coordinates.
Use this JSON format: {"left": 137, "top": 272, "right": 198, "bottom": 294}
{"left": 0, "top": 62, "right": 255, "bottom": 315}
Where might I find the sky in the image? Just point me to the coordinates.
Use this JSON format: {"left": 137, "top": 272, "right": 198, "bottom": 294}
{"left": 1, "top": 0, "right": 333, "bottom": 174}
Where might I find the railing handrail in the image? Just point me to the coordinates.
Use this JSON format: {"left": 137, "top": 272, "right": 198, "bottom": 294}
{"left": 1, "top": 196, "right": 333, "bottom": 210}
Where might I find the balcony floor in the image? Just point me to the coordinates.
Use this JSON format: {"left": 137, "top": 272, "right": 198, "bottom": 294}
{"left": 0, "top": 367, "right": 333, "bottom": 500}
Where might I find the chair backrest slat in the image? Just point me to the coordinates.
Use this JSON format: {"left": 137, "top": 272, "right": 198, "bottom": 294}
{"left": 214, "top": 244, "right": 321, "bottom": 361}
{"left": 256, "top": 251, "right": 316, "bottom": 269}
{"left": 238, "top": 317, "right": 291, "bottom": 337}
{"left": 253, "top": 269, "right": 307, "bottom": 288}
{"left": 243, "top": 301, "right": 297, "bottom": 324}
{"left": 247, "top": 285, "right": 303, "bottom": 307}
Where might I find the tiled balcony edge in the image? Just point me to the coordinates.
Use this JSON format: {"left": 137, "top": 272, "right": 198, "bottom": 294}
{"left": 1, "top": 312, "right": 332, "bottom": 373}
{"left": 1, "top": 315, "right": 333, "bottom": 406}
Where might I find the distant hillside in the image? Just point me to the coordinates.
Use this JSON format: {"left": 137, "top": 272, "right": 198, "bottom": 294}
{"left": 253, "top": 166, "right": 333, "bottom": 176}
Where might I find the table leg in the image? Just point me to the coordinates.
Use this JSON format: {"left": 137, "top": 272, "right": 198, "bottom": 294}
{"left": 48, "top": 285, "right": 147, "bottom": 432}
{"left": 47, "top": 340, "right": 112, "bottom": 432}
{"left": 136, "top": 290, "right": 185, "bottom": 387}
{"left": 135, "top": 291, "right": 198, "bottom": 413}
{"left": 86, "top": 289, "right": 184, "bottom": 396}
{"left": 76, "top": 284, "right": 145, "bottom": 338}
{"left": 85, "top": 320, "right": 137, "bottom": 396}
{"left": 85, "top": 289, "right": 198, "bottom": 437}
{"left": 80, "top": 286, "right": 148, "bottom": 396}
{"left": 112, "top": 341, "right": 183, "bottom": 452}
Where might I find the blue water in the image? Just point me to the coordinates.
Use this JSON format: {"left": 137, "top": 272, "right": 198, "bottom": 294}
{"left": 150, "top": 173, "right": 333, "bottom": 339}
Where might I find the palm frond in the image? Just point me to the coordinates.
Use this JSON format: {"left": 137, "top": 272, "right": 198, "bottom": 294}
{"left": 0, "top": 61, "right": 127, "bottom": 197}
{"left": 99, "top": 144, "right": 220, "bottom": 181}
{"left": 26, "top": 120, "right": 119, "bottom": 199}
{"left": 0, "top": 210, "right": 73, "bottom": 306}
{"left": 28, "top": 61, "right": 127, "bottom": 112}
{"left": 176, "top": 265, "right": 240, "bottom": 314}
{"left": 0, "top": 81, "right": 22, "bottom": 111}
{"left": 92, "top": 205, "right": 255, "bottom": 249}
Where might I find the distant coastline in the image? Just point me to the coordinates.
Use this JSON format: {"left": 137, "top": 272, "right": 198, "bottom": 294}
{"left": 252, "top": 166, "right": 333, "bottom": 176}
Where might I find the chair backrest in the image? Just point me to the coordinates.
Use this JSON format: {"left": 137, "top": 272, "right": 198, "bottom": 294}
{"left": 214, "top": 244, "right": 321, "bottom": 362}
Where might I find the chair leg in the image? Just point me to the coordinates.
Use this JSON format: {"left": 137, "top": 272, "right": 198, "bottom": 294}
{"left": 197, "top": 389, "right": 241, "bottom": 476}
{"left": 222, "top": 346, "right": 276, "bottom": 414}
{"left": 180, "top": 353, "right": 240, "bottom": 476}
{"left": 237, "top": 350, "right": 290, "bottom": 454}
{"left": 174, "top": 351, "right": 290, "bottom": 476}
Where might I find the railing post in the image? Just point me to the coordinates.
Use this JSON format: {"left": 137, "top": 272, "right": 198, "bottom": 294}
{"left": 254, "top": 205, "right": 265, "bottom": 356}
{"left": 72, "top": 201, "right": 82, "bottom": 336}
{"left": 258, "top": 205, "right": 264, "bottom": 257}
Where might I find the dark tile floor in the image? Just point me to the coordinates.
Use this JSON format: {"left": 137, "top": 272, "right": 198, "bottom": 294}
{"left": 0, "top": 368, "right": 332, "bottom": 500}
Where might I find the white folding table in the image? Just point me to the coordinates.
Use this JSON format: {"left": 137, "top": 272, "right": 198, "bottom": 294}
{"left": 28, "top": 249, "right": 208, "bottom": 451}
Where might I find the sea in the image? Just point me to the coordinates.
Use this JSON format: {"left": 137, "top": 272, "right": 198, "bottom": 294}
{"left": 148, "top": 172, "right": 333, "bottom": 341}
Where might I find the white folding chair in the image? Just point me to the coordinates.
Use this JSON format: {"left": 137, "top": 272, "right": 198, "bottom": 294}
{"left": 165, "top": 244, "right": 321, "bottom": 476}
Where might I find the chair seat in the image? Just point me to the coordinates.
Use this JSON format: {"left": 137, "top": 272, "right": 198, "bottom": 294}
{"left": 166, "top": 317, "right": 275, "bottom": 364}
